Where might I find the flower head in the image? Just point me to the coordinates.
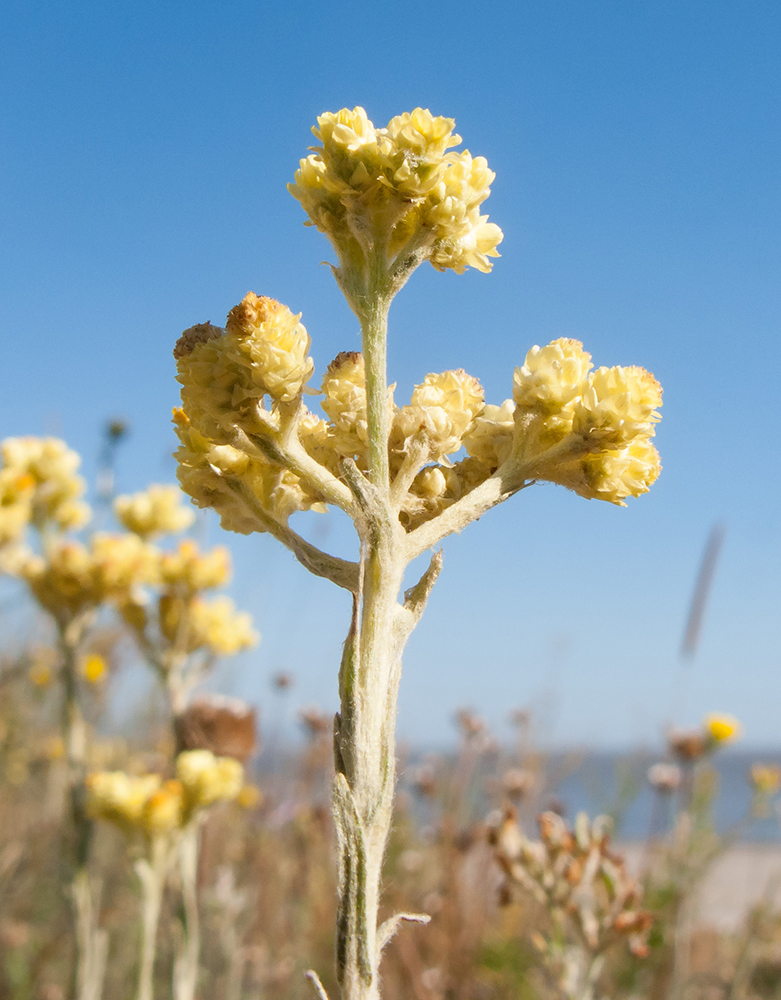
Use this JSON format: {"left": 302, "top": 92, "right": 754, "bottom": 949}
{"left": 159, "top": 540, "right": 231, "bottom": 593}
{"left": 395, "top": 369, "right": 484, "bottom": 462}
{"left": 289, "top": 107, "right": 502, "bottom": 277}
{"left": 320, "top": 352, "right": 369, "bottom": 462}
{"left": 176, "top": 749, "right": 244, "bottom": 810}
{"left": 750, "top": 764, "right": 781, "bottom": 797}
{"left": 0, "top": 437, "right": 90, "bottom": 539}
{"left": 115, "top": 484, "right": 195, "bottom": 539}
{"left": 513, "top": 339, "right": 593, "bottom": 415}
{"left": 705, "top": 713, "right": 741, "bottom": 744}
{"left": 174, "top": 295, "right": 314, "bottom": 444}
{"left": 160, "top": 594, "right": 258, "bottom": 656}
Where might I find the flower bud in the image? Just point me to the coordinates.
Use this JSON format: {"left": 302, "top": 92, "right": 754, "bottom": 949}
{"left": 176, "top": 749, "right": 244, "bottom": 809}
{"left": 159, "top": 540, "right": 231, "bottom": 592}
{"left": 115, "top": 484, "right": 195, "bottom": 539}
{"left": 321, "top": 352, "right": 368, "bottom": 460}
{"left": 225, "top": 293, "right": 314, "bottom": 403}
{"left": 513, "top": 339, "right": 593, "bottom": 414}
{"left": 462, "top": 399, "right": 515, "bottom": 470}
{"left": 572, "top": 365, "right": 662, "bottom": 448}
{"left": 395, "top": 369, "right": 484, "bottom": 461}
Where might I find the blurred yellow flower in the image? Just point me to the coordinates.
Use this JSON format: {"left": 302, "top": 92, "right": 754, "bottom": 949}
{"left": 80, "top": 654, "right": 107, "bottom": 684}
{"left": 750, "top": 764, "right": 781, "bottom": 796}
{"left": 142, "top": 779, "right": 185, "bottom": 834}
{"left": 115, "top": 484, "right": 195, "bottom": 539}
{"left": 705, "top": 713, "right": 741, "bottom": 744}
{"left": 45, "top": 735, "right": 65, "bottom": 760}
{"left": 236, "top": 783, "right": 263, "bottom": 809}
{"left": 29, "top": 663, "right": 53, "bottom": 687}
{"left": 176, "top": 749, "right": 244, "bottom": 810}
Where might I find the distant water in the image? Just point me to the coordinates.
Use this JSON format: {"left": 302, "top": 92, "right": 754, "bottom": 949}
{"left": 531, "top": 750, "right": 781, "bottom": 842}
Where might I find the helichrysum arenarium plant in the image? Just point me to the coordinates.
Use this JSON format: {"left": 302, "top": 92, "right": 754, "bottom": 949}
{"left": 87, "top": 749, "right": 244, "bottom": 1000}
{"left": 171, "top": 106, "right": 663, "bottom": 1000}
{"left": 0, "top": 439, "right": 257, "bottom": 1000}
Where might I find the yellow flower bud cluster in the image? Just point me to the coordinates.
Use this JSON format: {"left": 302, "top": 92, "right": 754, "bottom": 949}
{"left": 173, "top": 408, "right": 326, "bottom": 532}
{"left": 114, "top": 484, "right": 195, "bottom": 539}
{"left": 393, "top": 339, "right": 662, "bottom": 527}
{"left": 172, "top": 296, "right": 334, "bottom": 529}
{"left": 86, "top": 750, "right": 244, "bottom": 838}
{"left": 174, "top": 294, "right": 314, "bottom": 442}
{"left": 751, "top": 764, "right": 781, "bottom": 796}
{"left": 159, "top": 593, "right": 257, "bottom": 656}
{"left": 159, "top": 539, "right": 231, "bottom": 592}
{"left": 0, "top": 437, "right": 90, "bottom": 547}
{"left": 289, "top": 107, "right": 503, "bottom": 275}
{"left": 86, "top": 771, "right": 179, "bottom": 835}
{"left": 511, "top": 338, "right": 663, "bottom": 506}
{"left": 176, "top": 749, "right": 244, "bottom": 809}
{"left": 20, "top": 533, "right": 159, "bottom": 621}
{"left": 394, "top": 369, "right": 485, "bottom": 463}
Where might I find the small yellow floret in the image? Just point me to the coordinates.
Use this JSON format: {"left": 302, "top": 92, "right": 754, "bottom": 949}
{"left": 80, "top": 654, "right": 107, "bottom": 684}
{"left": 705, "top": 713, "right": 741, "bottom": 744}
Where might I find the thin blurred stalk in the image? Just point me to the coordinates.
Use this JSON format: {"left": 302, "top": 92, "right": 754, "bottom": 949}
{"left": 173, "top": 823, "right": 201, "bottom": 1000}
{"left": 58, "top": 610, "right": 107, "bottom": 1000}
{"left": 134, "top": 837, "right": 171, "bottom": 1000}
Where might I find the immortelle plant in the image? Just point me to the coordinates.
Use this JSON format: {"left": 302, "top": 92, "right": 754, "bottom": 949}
{"left": 172, "top": 106, "right": 663, "bottom": 1000}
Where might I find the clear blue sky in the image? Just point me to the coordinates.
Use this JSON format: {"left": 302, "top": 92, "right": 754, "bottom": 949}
{"left": 1, "top": 0, "right": 779, "bottom": 748}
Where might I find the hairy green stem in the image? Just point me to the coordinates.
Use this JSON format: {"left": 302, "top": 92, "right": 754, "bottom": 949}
{"left": 331, "top": 251, "right": 440, "bottom": 1000}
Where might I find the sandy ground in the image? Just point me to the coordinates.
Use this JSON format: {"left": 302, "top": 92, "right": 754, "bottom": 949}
{"left": 620, "top": 843, "right": 781, "bottom": 932}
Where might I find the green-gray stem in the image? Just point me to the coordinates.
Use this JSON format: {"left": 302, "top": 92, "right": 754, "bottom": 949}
{"left": 135, "top": 837, "right": 170, "bottom": 1000}
{"left": 173, "top": 823, "right": 201, "bottom": 1000}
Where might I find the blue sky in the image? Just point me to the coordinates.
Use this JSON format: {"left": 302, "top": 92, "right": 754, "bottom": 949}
{"left": 1, "top": 0, "right": 779, "bottom": 747}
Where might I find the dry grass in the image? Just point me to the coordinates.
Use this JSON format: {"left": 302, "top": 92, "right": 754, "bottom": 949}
{"left": 1, "top": 645, "right": 780, "bottom": 1000}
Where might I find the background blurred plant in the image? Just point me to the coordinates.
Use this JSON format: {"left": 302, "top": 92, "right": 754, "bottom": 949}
{"left": 0, "top": 436, "right": 257, "bottom": 1000}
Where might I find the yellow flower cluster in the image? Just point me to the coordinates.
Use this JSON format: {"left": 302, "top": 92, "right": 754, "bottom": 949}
{"left": 0, "top": 437, "right": 90, "bottom": 548}
{"left": 289, "top": 106, "right": 503, "bottom": 275}
{"left": 21, "top": 533, "right": 159, "bottom": 621}
{"left": 86, "top": 771, "right": 180, "bottom": 835}
{"left": 393, "top": 337, "right": 662, "bottom": 524}
{"left": 159, "top": 539, "right": 231, "bottom": 592}
{"left": 750, "top": 764, "right": 781, "bottom": 796}
{"left": 86, "top": 750, "right": 244, "bottom": 838}
{"left": 114, "top": 484, "right": 195, "bottom": 539}
{"left": 173, "top": 407, "right": 326, "bottom": 532}
{"left": 511, "top": 338, "right": 663, "bottom": 505}
{"left": 174, "top": 295, "right": 314, "bottom": 442}
{"left": 176, "top": 749, "right": 244, "bottom": 808}
{"left": 159, "top": 593, "right": 257, "bottom": 655}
